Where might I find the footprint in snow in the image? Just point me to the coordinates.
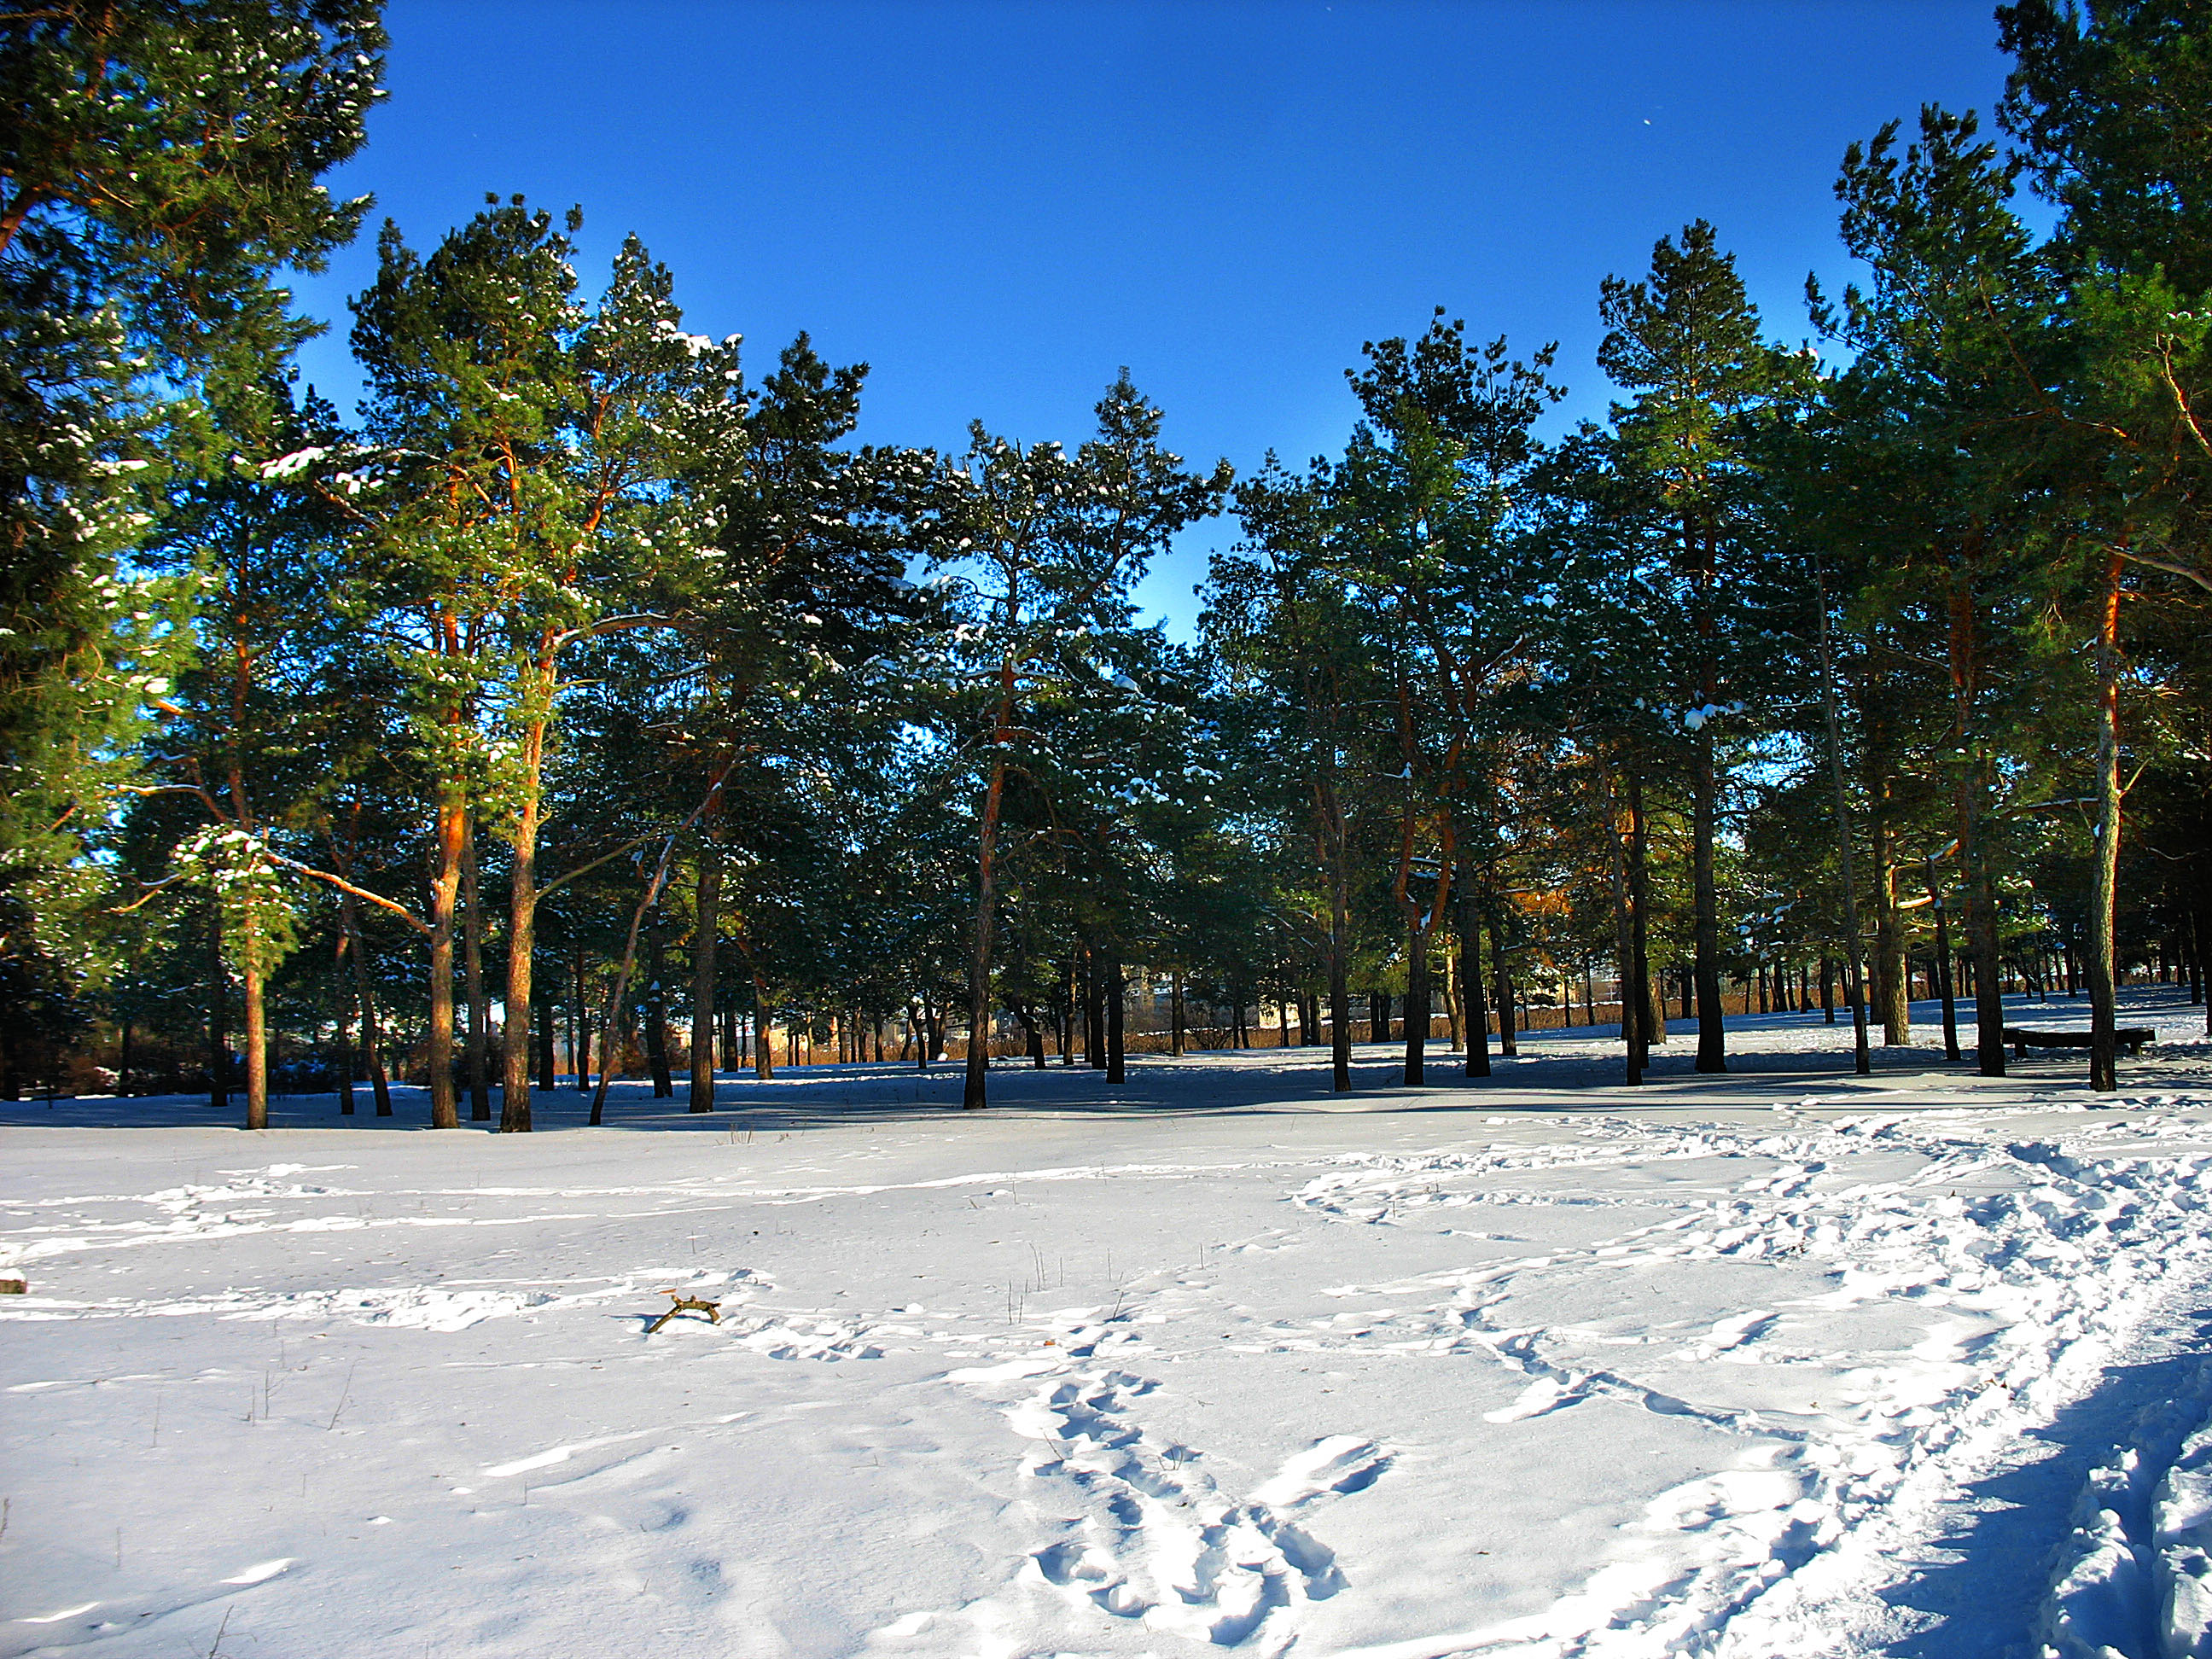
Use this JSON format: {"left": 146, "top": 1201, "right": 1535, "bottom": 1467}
{"left": 900, "top": 1370, "right": 1381, "bottom": 1653}
{"left": 1484, "top": 1375, "right": 1586, "bottom": 1423}
{"left": 1250, "top": 1435, "right": 1393, "bottom": 1505}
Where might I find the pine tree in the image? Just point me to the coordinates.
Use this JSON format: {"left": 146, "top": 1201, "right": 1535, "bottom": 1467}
{"left": 0, "top": 2, "right": 384, "bottom": 1077}
{"left": 1598, "top": 221, "right": 1805, "bottom": 1074}
{"left": 937, "top": 375, "right": 1228, "bottom": 1109}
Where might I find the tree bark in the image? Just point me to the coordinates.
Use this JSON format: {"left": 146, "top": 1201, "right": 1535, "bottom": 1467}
{"left": 345, "top": 902, "right": 393, "bottom": 1117}
{"left": 535, "top": 992, "right": 555, "bottom": 1092}
{"left": 1929, "top": 865, "right": 1962, "bottom": 1060}
{"left": 463, "top": 830, "right": 491, "bottom": 1122}
{"left": 1691, "top": 732, "right": 1726, "bottom": 1072}
{"left": 1609, "top": 792, "right": 1639, "bottom": 1084}
{"left": 963, "top": 648, "right": 1016, "bottom": 1110}
{"left": 1459, "top": 882, "right": 1490, "bottom": 1078}
{"left": 1817, "top": 579, "right": 1872, "bottom": 1078}
{"left": 643, "top": 911, "right": 673, "bottom": 1097}
{"left": 1403, "top": 924, "right": 1428, "bottom": 1086}
{"left": 1105, "top": 957, "right": 1126, "bottom": 1084}
{"left": 1441, "top": 952, "right": 1461, "bottom": 1051}
{"left": 207, "top": 908, "right": 229, "bottom": 1112}
{"left": 2088, "top": 547, "right": 2124, "bottom": 1091}
{"left": 1627, "top": 771, "right": 1653, "bottom": 1079}
{"left": 427, "top": 790, "right": 466, "bottom": 1128}
{"left": 332, "top": 940, "right": 353, "bottom": 1115}
{"left": 1869, "top": 802, "right": 1909, "bottom": 1045}
{"left": 690, "top": 854, "right": 719, "bottom": 1111}
{"left": 499, "top": 790, "right": 539, "bottom": 1132}
{"left": 573, "top": 946, "right": 592, "bottom": 1095}
{"left": 1491, "top": 915, "right": 1517, "bottom": 1059}
{"left": 242, "top": 960, "right": 268, "bottom": 1132}
{"left": 1084, "top": 951, "right": 1105, "bottom": 1068}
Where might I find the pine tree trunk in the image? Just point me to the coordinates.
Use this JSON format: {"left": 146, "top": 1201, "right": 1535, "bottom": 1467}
{"left": 690, "top": 855, "right": 719, "bottom": 1110}
{"left": 1944, "top": 567, "right": 2005, "bottom": 1076}
{"left": 1059, "top": 960, "right": 1076, "bottom": 1064}
{"left": 332, "top": 946, "right": 354, "bottom": 1115}
{"left": 208, "top": 909, "right": 229, "bottom": 1112}
{"left": 1959, "top": 772, "right": 2006, "bottom": 1076}
{"left": 964, "top": 649, "right": 1016, "bottom": 1109}
{"left": 1402, "top": 927, "right": 1428, "bottom": 1086}
{"left": 500, "top": 775, "right": 541, "bottom": 1132}
{"left": 1105, "top": 958, "right": 1126, "bottom": 1084}
{"left": 1929, "top": 868, "right": 1962, "bottom": 1060}
{"left": 463, "top": 831, "right": 491, "bottom": 1122}
{"left": 2088, "top": 548, "right": 2124, "bottom": 1091}
{"left": 1870, "top": 808, "right": 1909, "bottom": 1045}
{"left": 346, "top": 904, "right": 393, "bottom": 1117}
{"left": 1492, "top": 917, "right": 1517, "bottom": 1059}
{"left": 590, "top": 876, "right": 665, "bottom": 1126}
{"left": 639, "top": 912, "right": 671, "bottom": 1097}
{"left": 242, "top": 958, "right": 268, "bottom": 1132}
{"left": 2198, "top": 883, "right": 2212, "bottom": 1039}
{"left": 1817, "top": 581, "right": 1873, "bottom": 1077}
{"left": 1327, "top": 948, "right": 1350, "bottom": 1090}
{"left": 1691, "top": 732, "right": 1726, "bottom": 1072}
{"left": 1442, "top": 951, "right": 1462, "bottom": 1051}
{"left": 1627, "top": 772, "right": 1653, "bottom": 1078}
{"left": 1085, "top": 951, "right": 1105, "bottom": 1069}
{"left": 1609, "top": 796, "right": 1639, "bottom": 1083}
{"left": 535, "top": 992, "right": 555, "bottom": 1092}
{"left": 2187, "top": 905, "right": 2203, "bottom": 1006}
{"left": 428, "top": 790, "right": 466, "bottom": 1129}
{"left": 1175, "top": 970, "right": 1191, "bottom": 1061}
{"left": 573, "top": 947, "right": 592, "bottom": 1094}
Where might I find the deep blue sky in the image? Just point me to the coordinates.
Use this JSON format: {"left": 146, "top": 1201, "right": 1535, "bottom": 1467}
{"left": 289, "top": 0, "right": 2021, "bottom": 632}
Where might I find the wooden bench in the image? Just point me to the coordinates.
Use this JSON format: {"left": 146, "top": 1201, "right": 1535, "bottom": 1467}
{"left": 2004, "top": 1026, "right": 2157, "bottom": 1061}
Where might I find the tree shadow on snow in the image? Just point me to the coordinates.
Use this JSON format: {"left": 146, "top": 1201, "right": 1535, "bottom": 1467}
{"left": 3, "top": 989, "right": 2197, "bottom": 1136}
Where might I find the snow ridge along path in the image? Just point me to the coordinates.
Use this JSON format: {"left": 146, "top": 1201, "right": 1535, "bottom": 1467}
{"left": 3, "top": 991, "right": 2211, "bottom": 1658}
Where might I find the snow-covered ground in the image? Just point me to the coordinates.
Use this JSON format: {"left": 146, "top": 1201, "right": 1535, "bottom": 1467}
{"left": 6, "top": 989, "right": 2212, "bottom": 1659}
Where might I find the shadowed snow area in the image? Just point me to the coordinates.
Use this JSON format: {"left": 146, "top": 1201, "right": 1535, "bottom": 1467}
{"left": 5, "top": 989, "right": 2212, "bottom": 1658}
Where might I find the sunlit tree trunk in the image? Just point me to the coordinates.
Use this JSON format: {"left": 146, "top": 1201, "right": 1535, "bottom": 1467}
{"left": 427, "top": 784, "right": 466, "bottom": 1129}
{"left": 463, "top": 829, "right": 490, "bottom": 1122}
{"left": 2088, "top": 547, "right": 2124, "bottom": 1091}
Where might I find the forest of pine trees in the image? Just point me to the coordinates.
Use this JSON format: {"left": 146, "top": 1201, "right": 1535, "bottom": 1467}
{"left": 4, "top": 1, "right": 2210, "bottom": 1127}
